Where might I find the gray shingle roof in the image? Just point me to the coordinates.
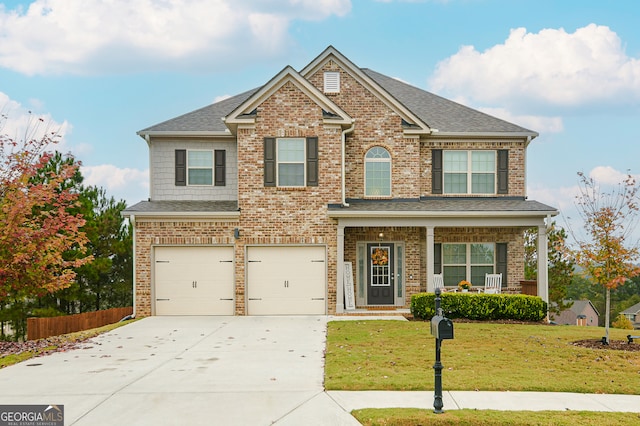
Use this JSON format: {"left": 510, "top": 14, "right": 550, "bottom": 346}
{"left": 362, "top": 69, "right": 536, "bottom": 135}
{"left": 329, "top": 198, "right": 557, "bottom": 214}
{"left": 138, "top": 88, "right": 259, "bottom": 134}
{"left": 123, "top": 200, "right": 239, "bottom": 215}
{"left": 138, "top": 62, "right": 536, "bottom": 136}
{"left": 621, "top": 301, "right": 640, "bottom": 315}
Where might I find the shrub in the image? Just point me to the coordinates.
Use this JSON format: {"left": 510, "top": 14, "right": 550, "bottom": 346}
{"left": 410, "top": 292, "right": 547, "bottom": 322}
{"left": 612, "top": 314, "right": 634, "bottom": 330}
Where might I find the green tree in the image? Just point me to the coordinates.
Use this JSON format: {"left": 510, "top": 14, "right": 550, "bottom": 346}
{"left": 524, "top": 222, "right": 575, "bottom": 314}
{"left": 31, "top": 153, "right": 133, "bottom": 314}
{"left": 73, "top": 186, "right": 132, "bottom": 312}
{"left": 568, "top": 172, "right": 640, "bottom": 344}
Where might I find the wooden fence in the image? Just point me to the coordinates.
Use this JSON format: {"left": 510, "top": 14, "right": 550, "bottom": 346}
{"left": 27, "top": 307, "right": 133, "bottom": 340}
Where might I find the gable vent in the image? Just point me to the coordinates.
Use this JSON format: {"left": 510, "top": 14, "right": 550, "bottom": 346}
{"left": 324, "top": 71, "right": 340, "bottom": 93}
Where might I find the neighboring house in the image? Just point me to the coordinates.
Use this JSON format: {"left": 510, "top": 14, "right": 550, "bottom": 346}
{"left": 550, "top": 300, "right": 600, "bottom": 326}
{"left": 621, "top": 302, "right": 640, "bottom": 329}
{"left": 122, "top": 46, "right": 558, "bottom": 317}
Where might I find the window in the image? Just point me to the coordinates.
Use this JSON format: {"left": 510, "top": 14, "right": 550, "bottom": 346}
{"left": 365, "top": 147, "right": 391, "bottom": 197}
{"left": 188, "top": 150, "right": 213, "bottom": 185}
{"left": 277, "top": 138, "right": 305, "bottom": 186}
{"left": 174, "top": 149, "right": 225, "bottom": 186}
{"left": 442, "top": 243, "right": 495, "bottom": 287}
{"left": 263, "top": 137, "right": 318, "bottom": 187}
{"left": 324, "top": 71, "right": 340, "bottom": 93}
{"left": 443, "top": 151, "right": 495, "bottom": 194}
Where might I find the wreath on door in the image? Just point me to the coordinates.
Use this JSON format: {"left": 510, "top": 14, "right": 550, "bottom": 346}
{"left": 371, "top": 248, "right": 389, "bottom": 266}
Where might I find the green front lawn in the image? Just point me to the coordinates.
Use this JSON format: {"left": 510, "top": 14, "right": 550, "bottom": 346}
{"left": 325, "top": 320, "right": 640, "bottom": 394}
{"left": 352, "top": 408, "right": 640, "bottom": 426}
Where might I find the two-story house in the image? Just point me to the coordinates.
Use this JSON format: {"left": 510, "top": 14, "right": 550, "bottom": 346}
{"left": 123, "top": 46, "right": 558, "bottom": 317}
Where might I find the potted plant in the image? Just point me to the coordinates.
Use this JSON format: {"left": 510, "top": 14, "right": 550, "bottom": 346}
{"left": 458, "top": 280, "right": 472, "bottom": 292}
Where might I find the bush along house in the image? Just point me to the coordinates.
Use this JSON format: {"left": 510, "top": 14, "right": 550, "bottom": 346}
{"left": 122, "top": 46, "right": 558, "bottom": 317}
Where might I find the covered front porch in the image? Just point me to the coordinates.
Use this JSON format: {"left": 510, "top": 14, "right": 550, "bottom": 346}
{"left": 328, "top": 198, "right": 558, "bottom": 314}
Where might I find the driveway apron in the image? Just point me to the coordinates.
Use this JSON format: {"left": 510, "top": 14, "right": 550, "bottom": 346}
{"left": 0, "top": 316, "right": 358, "bottom": 425}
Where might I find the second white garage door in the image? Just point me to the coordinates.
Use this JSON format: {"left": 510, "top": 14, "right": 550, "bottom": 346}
{"left": 247, "top": 246, "right": 326, "bottom": 315}
{"left": 154, "top": 246, "right": 235, "bottom": 315}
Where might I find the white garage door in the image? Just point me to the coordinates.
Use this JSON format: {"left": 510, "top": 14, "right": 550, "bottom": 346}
{"left": 247, "top": 246, "right": 326, "bottom": 315}
{"left": 154, "top": 246, "right": 234, "bottom": 315}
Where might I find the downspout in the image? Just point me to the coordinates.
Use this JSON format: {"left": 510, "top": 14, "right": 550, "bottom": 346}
{"left": 145, "top": 134, "right": 152, "bottom": 201}
{"left": 524, "top": 135, "right": 531, "bottom": 199}
{"left": 341, "top": 120, "right": 355, "bottom": 206}
{"left": 130, "top": 214, "right": 137, "bottom": 318}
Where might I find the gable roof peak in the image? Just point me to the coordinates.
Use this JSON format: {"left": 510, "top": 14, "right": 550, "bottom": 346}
{"left": 222, "top": 63, "right": 352, "bottom": 133}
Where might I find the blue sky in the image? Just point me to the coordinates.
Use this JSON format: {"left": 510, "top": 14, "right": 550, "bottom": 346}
{"left": 1, "top": 0, "right": 639, "bottom": 234}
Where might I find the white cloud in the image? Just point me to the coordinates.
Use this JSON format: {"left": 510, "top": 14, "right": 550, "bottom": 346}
{"left": 0, "top": 91, "right": 71, "bottom": 149}
{"left": 429, "top": 24, "right": 640, "bottom": 110}
{"left": 81, "top": 164, "right": 149, "bottom": 204}
{"left": 478, "top": 107, "right": 563, "bottom": 134}
{"left": 588, "top": 165, "right": 636, "bottom": 186}
{"left": 0, "top": 0, "right": 352, "bottom": 75}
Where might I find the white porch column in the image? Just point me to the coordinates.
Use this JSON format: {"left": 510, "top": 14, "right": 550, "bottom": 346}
{"left": 336, "top": 224, "right": 345, "bottom": 314}
{"left": 537, "top": 225, "right": 549, "bottom": 304}
{"left": 426, "top": 226, "right": 435, "bottom": 292}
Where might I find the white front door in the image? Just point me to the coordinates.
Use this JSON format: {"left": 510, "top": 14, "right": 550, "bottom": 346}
{"left": 154, "top": 246, "right": 235, "bottom": 315}
{"left": 246, "top": 246, "right": 326, "bottom": 315}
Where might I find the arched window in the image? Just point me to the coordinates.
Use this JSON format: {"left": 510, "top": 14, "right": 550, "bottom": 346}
{"left": 365, "top": 147, "right": 391, "bottom": 197}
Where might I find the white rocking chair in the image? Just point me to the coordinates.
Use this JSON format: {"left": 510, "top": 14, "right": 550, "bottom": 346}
{"left": 484, "top": 273, "right": 502, "bottom": 294}
{"left": 433, "top": 274, "right": 445, "bottom": 292}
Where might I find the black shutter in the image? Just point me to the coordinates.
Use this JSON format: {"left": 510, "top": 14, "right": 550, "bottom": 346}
{"left": 264, "top": 137, "right": 276, "bottom": 187}
{"left": 496, "top": 243, "right": 508, "bottom": 287}
{"left": 175, "top": 149, "right": 186, "bottom": 186}
{"left": 432, "top": 149, "right": 443, "bottom": 194}
{"left": 214, "top": 150, "right": 226, "bottom": 186}
{"left": 306, "top": 137, "right": 319, "bottom": 187}
{"left": 434, "top": 243, "right": 442, "bottom": 274}
{"left": 497, "top": 150, "right": 508, "bottom": 194}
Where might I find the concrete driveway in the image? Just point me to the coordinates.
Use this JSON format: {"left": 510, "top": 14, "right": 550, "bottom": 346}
{"left": 0, "top": 316, "right": 360, "bottom": 425}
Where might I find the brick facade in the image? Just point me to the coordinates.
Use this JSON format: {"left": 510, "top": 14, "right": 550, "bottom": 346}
{"left": 129, "top": 48, "right": 549, "bottom": 317}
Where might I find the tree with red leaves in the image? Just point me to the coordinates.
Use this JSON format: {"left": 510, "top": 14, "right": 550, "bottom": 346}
{"left": 0, "top": 114, "right": 91, "bottom": 339}
{"left": 569, "top": 171, "right": 640, "bottom": 344}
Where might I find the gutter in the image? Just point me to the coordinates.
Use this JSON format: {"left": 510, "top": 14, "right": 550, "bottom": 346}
{"left": 341, "top": 120, "right": 356, "bottom": 207}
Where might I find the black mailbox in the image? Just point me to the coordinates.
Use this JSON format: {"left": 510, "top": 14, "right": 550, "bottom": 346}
{"left": 431, "top": 315, "right": 454, "bottom": 340}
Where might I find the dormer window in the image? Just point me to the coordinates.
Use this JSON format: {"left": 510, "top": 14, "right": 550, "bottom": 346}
{"left": 324, "top": 71, "right": 340, "bottom": 93}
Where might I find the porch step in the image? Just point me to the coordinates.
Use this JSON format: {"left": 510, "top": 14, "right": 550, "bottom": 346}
{"left": 336, "top": 308, "right": 412, "bottom": 318}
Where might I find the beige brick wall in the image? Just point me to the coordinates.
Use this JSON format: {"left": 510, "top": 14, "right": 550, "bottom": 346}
{"left": 135, "top": 59, "right": 533, "bottom": 316}
{"left": 235, "top": 81, "right": 342, "bottom": 313}
{"left": 308, "top": 62, "right": 421, "bottom": 200}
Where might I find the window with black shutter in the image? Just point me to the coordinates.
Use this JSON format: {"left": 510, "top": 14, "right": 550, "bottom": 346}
{"left": 264, "top": 137, "right": 319, "bottom": 187}
{"left": 497, "top": 150, "right": 509, "bottom": 194}
{"left": 214, "top": 150, "right": 226, "bottom": 186}
{"left": 175, "top": 149, "right": 186, "bottom": 186}
{"left": 432, "top": 149, "right": 443, "bottom": 194}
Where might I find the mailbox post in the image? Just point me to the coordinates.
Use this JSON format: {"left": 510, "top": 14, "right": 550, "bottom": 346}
{"left": 431, "top": 288, "right": 453, "bottom": 414}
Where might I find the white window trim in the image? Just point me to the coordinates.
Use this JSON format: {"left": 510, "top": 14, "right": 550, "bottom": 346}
{"left": 443, "top": 150, "right": 497, "bottom": 195}
{"left": 187, "top": 149, "right": 213, "bottom": 186}
{"left": 276, "top": 138, "right": 306, "bottom": 187}
{"left": 356, "top": 241, "right": 405, "bottom": 307}
{"left": 442, "top": 243, "right": 496, "bottom": 285}
{"left": 364, "top": 147, "right": 392, "bottom": 198}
